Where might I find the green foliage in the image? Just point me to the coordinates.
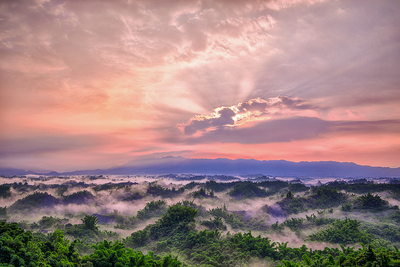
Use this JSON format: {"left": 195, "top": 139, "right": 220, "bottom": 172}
{"left": 0, "top": 207, "right": 7, "bottom": 219}
{"left": 176, "top": 200, "right": 206, "bottom": 217}
{"left": 82, "top": 214, "right": 99, "bottom": 231}
{"left": 309, "top": 186, "right": 347, "bottom": 209}
{"left": 388, "top": 210, "right": 400, "bottom": 223}
{"left": 147, "top": 182, "right": 185, "bottom": 198}
{"left": 209, "top": 205, "right": 246, "bottom": 229}
{"left": 156, "top": 240, "right": 169, "bottom": 252}
{"left": 200, "top": 217, "right": 227, "bottom": 231}
{"left": 0, "top": 185, "right": 11, "bottom": 198}
{"left": 281, "top": 217, "right": 305, "bottom": 231}
{"left": 63, "top": 190, "right": 94, "bottom": 204}
{"left": 56, "top": 186, "right": 68, "bottom": 196}
{"left": 228, "top": 182, "right": 271, "bottom": 199}
{"left": 277, "top": 186, "right": 346, "bottom": 215}
{"left": 8, "top": 192, "right": 59, "bottom": 213}
{"left": 125, "top": 230, "right": 149, "bottom": 248}
{"left": 83, "top": 240, "right": 182, "bottom": 267}
{"left": 277, "top": 244, "right": 400, "bottom": 267}
{"left": 102, "top": 210, "right": 137, "bottom": 230}
{"left": 7, "top": 179, "right": 400, "bottom": 267}
{"left": 64, "top": 223, "right": 119, "bottom": 242}
{"left": 148, "top": 203, "right": 197, "bottom": 241}
{"left": 0, "top": 221, "right": 80, "bottom": 266}
{"left": 0, "top": 221, "right": 183, "bottom": 266}
{"left": 288, "top": 183, "right": 309, "bottom": 193}
{"left": 257, "top": 180, "right": 290, "bottom": 191}
{"left": 190, "top": 187, "right": 215, "bottom": 198}
{"left": 272, "top": 214, "right": 335, "bottom": 232}
{"left": 122, "top": 191, "right": 143, "bottom": 201}
{"left": 341, "top": 203, "right": 352, "bottom": 211}
{"left": 204, "top": 180, "right": 238, "bottom": 192}
{"left": 355, "top": 193, "right": 389, "bottom": 210}
{"left": 136, "top": 200, "right": 167, "bottom": 220}
{"left": 181, "top": 229, "right": 278, "bottom": 266}
{"left": 362, "top": 222, "right": 400, "bottom": 243}
{"left": 208, "top": 205, "right": 269, "bottom": 231}
{"left": 37, "top": 216, "right": 69, "bottom": 229}
{"left": 93, "top": 183, "right": 125, "bottom": 192}
{"left": 305, "top": 213, "right": 335, "bottom": 226}
{"left": 124, "top": 203, "right": 201, "bottom": 250}
{"left": 307, "top": 218, "right": 372, "bottom": 245}
{"left": 180, "top": 229, "right": 366, "bottom": 266}
{"left": 11, "top": 182, "right": 37, "bottom": 193}
{"left": 159, "top": 204, "right": 197, "bottom": 226}
{"left": 183, "top": 181, "right": 201, "bottom": 190}
{"left": 328, "top": 180, "right": 400, "bottom": 195}
{"left": 277, "top": 196, "right": 308, "bottom": 214}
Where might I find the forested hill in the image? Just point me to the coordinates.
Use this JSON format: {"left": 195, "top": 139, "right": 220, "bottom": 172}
{"left": 1, "top": 157, "right": 400, "bottom": 177}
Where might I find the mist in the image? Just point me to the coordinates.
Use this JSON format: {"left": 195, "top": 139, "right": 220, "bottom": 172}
{"left": 2, "top": 173, "right": 400, "bottom": 266}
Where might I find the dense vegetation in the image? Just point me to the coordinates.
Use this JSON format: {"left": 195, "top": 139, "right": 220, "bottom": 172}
{"left": 228, "top": 182, "right": 272, "bottom": 199}
{"left": 354, "top": 193, "right": 389, "bottom": 210}
{"left": 200, "top": 216, "right": 227, "bottom": 231}
{"left": 328, "top": 180, "right": 400, "bottom": 195}
{"left": 3, "top": 177, "right": 400, "bottom": 266}
{"left": 277, "top": 186, "right": 347, "bottom": 215}
{"left": 189, "top": 187, "right": 215, "bottom": 199}
{"left": 8, "top": 192, "right": 59, "bottom": 213}
{"left": 136, "top": 200, "right": 168, "bottom": 220}
{"left": 0, "top": 220, "right": 183, "bottom": 267}
{"left": 0, "top": 207, "right": 7, "bottom": 220}
{"left": 0, "top": 185, "right": 11, "bottom": 198}
{"left": 147, "top": 181, "right": 185, "bottom": 198}
{"left": 307, "top": 218, "right": 372, "bottom": 245}
{"left": 203, "top": 180, "right": 238, "bottom": 192}
{"left": 62, "top": 190, "right": 94, "bottom": 204}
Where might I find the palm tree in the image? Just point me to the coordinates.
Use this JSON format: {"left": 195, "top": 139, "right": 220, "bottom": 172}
{"left": 81, "top": 215, "right": 99, "bottom": 230}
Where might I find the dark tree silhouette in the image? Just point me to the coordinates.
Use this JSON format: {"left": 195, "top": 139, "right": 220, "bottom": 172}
{"left": 81, "top": 215, "right": 99, "bottom": 231}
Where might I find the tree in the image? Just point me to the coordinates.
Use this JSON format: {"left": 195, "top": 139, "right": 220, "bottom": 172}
{"left": 81, "top": 215, "right": 99, "bottom": 231}
{"left": 126, "top": 230, "right": 149, "bottom": 248}
{"left": 0, "top": 207, "right": 7, "bottom": 219}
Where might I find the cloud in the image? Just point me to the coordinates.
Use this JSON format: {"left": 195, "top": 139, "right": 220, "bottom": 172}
{"left": 189, "top": 116, "right": 331, "bottom": 144}
{"left": 188, "top": 118, "right": 400, "bottom": 145}
{"left": 178, "top": 96, "right": 318, "bottom": 135}
{"left": 174, "top": 94, "right": 400, "bottom": 145}
{"left": 182, "top": 107, "right": 236, "bottom": 135}
{"left": 0, "top": 134, "right": 105, "bottom": 157}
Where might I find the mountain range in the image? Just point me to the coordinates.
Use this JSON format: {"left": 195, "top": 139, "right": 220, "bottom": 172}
{"left": 1, "top": 156, "right": 400, "bottom": 178}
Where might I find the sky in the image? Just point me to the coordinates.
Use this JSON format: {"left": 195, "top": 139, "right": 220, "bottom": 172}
{"left": 1, "top": 0, "right": 400, "bottom": 172}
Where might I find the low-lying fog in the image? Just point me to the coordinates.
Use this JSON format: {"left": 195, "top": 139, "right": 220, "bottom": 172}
{"left": 1, "top": 174, "right": 400, "bottom": 251}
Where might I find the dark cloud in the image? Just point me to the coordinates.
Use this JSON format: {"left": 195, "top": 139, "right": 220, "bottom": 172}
{"left": 238, "top": 101, "right": 269, "bottom": 112}
{"left": 184, "top": 107, "right": 236, "bottom": 135}
{"left": 332, "top": 120, "right": 400, "bottom": 134}
{"left": 211, "top": 108, "right": 236, "bottom": 126}
{"left": 187, "top": 117, "right": 330, "bottom": 144}
{"left": 181, "top": 96, "right": 317, "bottom": 135}
{"left": 276, "top": 96, "right": 314, "bottom": 110}
{"left": 181, "top": 118, "right": 400, "bottom": 145}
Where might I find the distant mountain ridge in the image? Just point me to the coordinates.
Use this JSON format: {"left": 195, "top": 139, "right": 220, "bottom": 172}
{"left": 1, "top": 157, "right": 399, "bottom": 178}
